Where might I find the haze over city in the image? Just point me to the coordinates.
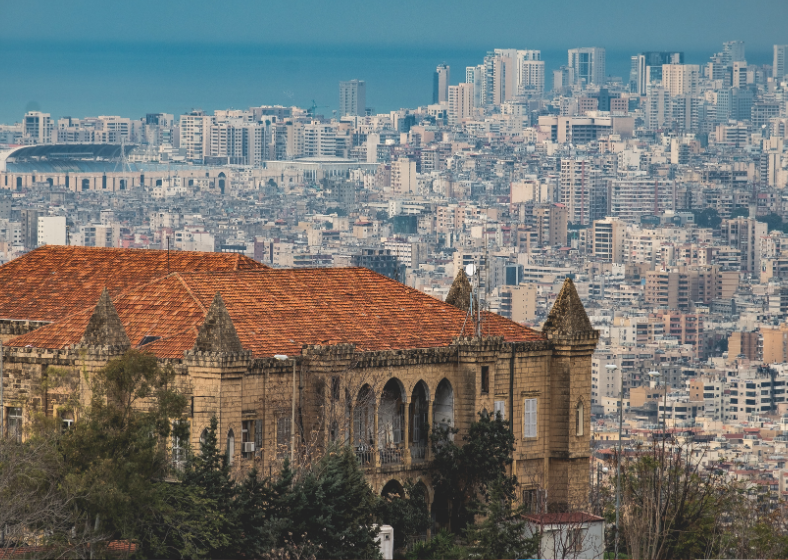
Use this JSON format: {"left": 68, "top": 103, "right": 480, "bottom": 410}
{"left": 2, "top": 1, "right": 788, "bottom": 559}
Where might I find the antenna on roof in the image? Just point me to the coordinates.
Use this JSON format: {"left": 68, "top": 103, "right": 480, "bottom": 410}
{"left": 167, "top": 236, "right": 170, "bottom": 274}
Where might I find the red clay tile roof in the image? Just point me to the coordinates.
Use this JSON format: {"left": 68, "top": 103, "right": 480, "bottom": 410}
{"left": 7, "top": 268, "right": 545, "bottom": 358}
{"left": 0, "top": 245, "right": 265, "bottom": 322}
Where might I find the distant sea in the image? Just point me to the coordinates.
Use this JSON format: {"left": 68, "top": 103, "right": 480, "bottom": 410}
{"left": 0, "top": 41, "right": 775, "bottom": 125}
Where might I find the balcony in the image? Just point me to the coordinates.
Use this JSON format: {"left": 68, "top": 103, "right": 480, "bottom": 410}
{"left": 410, "top": 444, "right": 427, "bottom": 462}
{"left": 380, "top": 445, "right": 404, "bottom": 465}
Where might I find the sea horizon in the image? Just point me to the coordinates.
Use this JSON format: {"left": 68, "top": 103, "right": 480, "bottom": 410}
{"left": 0, "top": 40, "right": 775, "bottom": 125}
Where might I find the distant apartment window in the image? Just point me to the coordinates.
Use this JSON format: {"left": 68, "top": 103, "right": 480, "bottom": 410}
{"left": 523, "top": 398, "right": 537, "bottom": 438}
{"left": 481, "top": 366, "right": 489, "bottom": 394}
{"left": 7, "top": 407, "right": 22, "bottom": 442}
{"left": 576, "top": 402, "right": 584, "bottom": 436}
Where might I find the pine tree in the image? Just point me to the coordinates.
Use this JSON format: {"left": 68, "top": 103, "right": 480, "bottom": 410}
{"left": 181, "top": 415, "right": 239, "bottom": 558}
{"left": 288, "top": 445, "right": 381, "bottom": 559}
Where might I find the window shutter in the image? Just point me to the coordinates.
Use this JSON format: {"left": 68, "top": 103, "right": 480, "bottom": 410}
{"left": 494, "top": 400, "right": 506, "bottom": 420}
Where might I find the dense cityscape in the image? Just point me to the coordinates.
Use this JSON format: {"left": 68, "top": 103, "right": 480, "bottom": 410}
{"left": 3, "top": 28, "right": 788, "bottom": 559}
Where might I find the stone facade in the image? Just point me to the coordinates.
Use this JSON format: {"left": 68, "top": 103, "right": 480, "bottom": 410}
{"left": 0, "top": 276, "right": 597, "bottom": 521}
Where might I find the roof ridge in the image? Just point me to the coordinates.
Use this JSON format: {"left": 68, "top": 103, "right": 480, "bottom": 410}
{"left": 174, "top": 272, "right": 208, "bottom": 314}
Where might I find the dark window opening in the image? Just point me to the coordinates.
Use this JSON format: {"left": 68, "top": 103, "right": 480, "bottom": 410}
{"left": 139, "top": 335, "right": 161, "bottom": 346}
{"left": 481, "top": 366, "right": 489, "bottom": 394}
{"left": 331, "top": 376, "right": 340, "bottom": 401}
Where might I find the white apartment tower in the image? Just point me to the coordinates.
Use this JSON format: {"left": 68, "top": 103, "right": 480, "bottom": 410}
{"left": 568, "top": 47, "right": 606, "bottom": 85}
{"left": 179, "top": 111, "right": 215, "bottom": 162}
{"left": 662, "top": 64, "right": 700, "bottom": 96}
{"left": 433, "top": 64, "right": 450, "bottom": 104}
{"left": 339, "top": 80, "right": 366, "bottom": 117}
{"left": 516, "top": 50, "right": 545, "bottom": 96}
{"left": 773, "top": 45, "right": 788, "bottom": 79}
{"left": 448, "top": 84, "right": 474, "bottom": 125}
{"left": 465, "top": 65, "right": 486, "bottom": 107}
{"left": 23, "top": 111, "right": 53, "bottom": 145}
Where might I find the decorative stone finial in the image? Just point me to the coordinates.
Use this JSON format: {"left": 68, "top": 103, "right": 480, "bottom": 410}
{"left": 542, "top": 277, "right": 595, "bottom": 339}
{"left": 193, "top": 292, "right": 244, "bottom": 354}
{"left": 80, "top": 288, "right": 131, "bottom": 349}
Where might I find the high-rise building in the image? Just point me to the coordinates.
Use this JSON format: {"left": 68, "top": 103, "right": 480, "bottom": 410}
{"left": 662, "top": 64, "right": 700, "bottom": 96}
{"left": 774, "top": 45, "right": 788, "bottom": 79}
{"left": 179, "top": 111, "right": 215, "bottom": 162}
{"left": 433, "top": 64, "right": 450, "bottom": 104}
{"left": 339, "top": 79, "right": 366, "bottom": 117}
{"left": 465, "top": 65, "right": 485, "bottom": 107}
{"left": 567, "top": 47, "right": 606, "bottom": 85}
{"left": 37, "top": 216, "right": 67, "bottom": 247}
{"left": 20, "top": 209, "right": 40, "bottom": 250}
{"left": 560, "top": 158, "right": 605, "bottom": 226}
{"left": 515, "top": 50, "right": 545, "bottom": 96}
{"left": 23, "top": 111, "right": 53, "bottom": 145}
{"left": 630, "top": 52, "right": 684, "bottom": 94}
{"left": 592, "top": 217, "right": 625, "bottom": 263}
{"left": 722, "top": 40, "right": 746, "bottom": 66}
{"left": 447, "top": 83, "right": 474, "bottom": 125}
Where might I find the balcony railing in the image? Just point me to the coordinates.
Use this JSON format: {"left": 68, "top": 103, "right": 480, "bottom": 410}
{"left": 410, "top": 444, "right": 427, "bottom": 462}
{"left": 355, "top": 444, "right": 375, "bottom": 467}
{"left": 380, "top": 445, "right": 403, "bottom": 465}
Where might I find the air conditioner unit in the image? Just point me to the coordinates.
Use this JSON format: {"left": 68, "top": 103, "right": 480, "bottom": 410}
{"left": 243, "top": 442, "right": 255, "bottom": 453}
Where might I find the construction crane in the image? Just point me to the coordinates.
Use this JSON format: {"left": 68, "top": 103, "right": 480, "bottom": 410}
{"left": 308, "top": 100, "right": 330, "bottom": 118}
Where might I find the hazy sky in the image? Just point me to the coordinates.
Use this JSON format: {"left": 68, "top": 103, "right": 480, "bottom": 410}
{"left": 3, "top": 0, "right": 787, "bottom": 51}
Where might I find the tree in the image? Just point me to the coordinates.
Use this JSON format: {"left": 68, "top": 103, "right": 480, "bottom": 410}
{"left": 729, "top": 207, "right": 750, "bottom": 219}
{"left": 59, "top": 350, "right": 191, "bottom": 550}
{"left": 757, "top": 212, "right": 783, "bottom": 232}
{"left": 430, "top": 412, "right": 516, "bottom": 532}
{"left": 690, "top": 208, "right": 722, "bottom": 229}
{"left": 605, "top": 440, "right": 731, "bottom": 559}
{"left": 180, "top": 415, "right": 238, "bottom": 558}
{"left": 376, "top": 481, "right": 431, "bottom": 553}
{"left": 285, "top": 445, "right": 381, "bottom": 559}
{"left": 463, "top": 480, "right": 540, "bottom": 560}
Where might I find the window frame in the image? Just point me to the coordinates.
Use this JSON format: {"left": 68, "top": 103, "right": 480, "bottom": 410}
{"left": 523, "top": 398, "right": 537, "bottom": 439}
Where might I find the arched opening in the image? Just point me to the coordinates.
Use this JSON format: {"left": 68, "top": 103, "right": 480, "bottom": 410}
{"left": 576, "top": 401, "right": 584, "bottom": 436}
{"left": 218, "top": 172, "right": 226, "bottom": 194}
{"left": 200, "top": 428, "right": 208, "bottom": 449}
{"left": 188, "top": 179, "right": 194, "bottom": 187}
{"left": 64, "top": 174, "right": 69, "bottom": 189}
{"left": 379, "top": 378, "right": 405, "bottom": 464}
{"left": 226, "top": 429, "right": 235, "bottom": 466}
{"left": 329, "top": 420, "right": 339, "bottom": 442}
{"left": 16, "top": 177, "right": 22, "bottom": 189}
{"left": 155, "top": 179, "right": 162, "bottom": 187}
{"left": 354, "top": 385, "right": 375, "bottom": 465}
{"left": 60, "top": 410, "right": 74, "bottom": 433}
{"left": 101, "top": 175, "right": 107, "bottom": 189}
{"left": 410, "top": 381, "right": 429, "bottom": 461}
{"left": 81, "top": 178, "right": 90, "bottom": 191}
{"left": 119, "top": 179, "right": 127, "bottom": 191}
{"left": 46, "top": 178, "right": 53, "bottom": 187}
{"left": 381, "top": 479, "right": 405, "bottom": 498}
{"left": 140, "top": 174, "right": 145, "bottom": 186}
{"left": 433, "top": 379, "right": 454, "bottom": 431}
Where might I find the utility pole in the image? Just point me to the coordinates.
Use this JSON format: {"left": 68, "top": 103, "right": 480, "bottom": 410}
{"left": 606, "top": 363, "right": 621, "bottom": 560}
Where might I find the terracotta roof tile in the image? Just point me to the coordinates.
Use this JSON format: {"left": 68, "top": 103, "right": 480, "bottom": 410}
{"left": 7, "top": 268, "right": 545, "bottom": 358}
{"left": 0, "top": 245, "right": 265, "bottom": 322}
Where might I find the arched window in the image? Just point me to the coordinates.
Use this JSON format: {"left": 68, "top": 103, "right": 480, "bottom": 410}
{"left": 227, "top": 429, "right": 235, "bottom": 466}
{"left": 576, "top": 401, "right": 584, "bottom": 436}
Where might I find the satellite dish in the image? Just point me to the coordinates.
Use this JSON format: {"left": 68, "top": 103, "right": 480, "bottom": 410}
{"left": 465, "top": 264, "right": 476, "bottom": 277}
